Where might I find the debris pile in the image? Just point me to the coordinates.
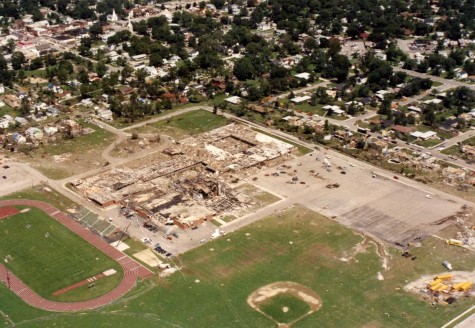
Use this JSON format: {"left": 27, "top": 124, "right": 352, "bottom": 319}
{"left": 405, "top": 271, "right": 475, "bottom": 305}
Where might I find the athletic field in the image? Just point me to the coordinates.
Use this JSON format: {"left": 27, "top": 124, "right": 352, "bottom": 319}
{"left": 0, "top": 206, "right": 122, "bottom": 302}
{"left": 3, "top": 204, "right": 475, "bottom": 327}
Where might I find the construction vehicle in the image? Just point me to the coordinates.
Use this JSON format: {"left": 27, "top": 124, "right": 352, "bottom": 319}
{"left": 446, "top": 239, "right": 464, "bottom": 247}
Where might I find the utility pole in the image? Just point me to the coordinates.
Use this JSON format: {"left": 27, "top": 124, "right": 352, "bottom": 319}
{"left": 115, "top": 221, "right": 132, "bottom": 248}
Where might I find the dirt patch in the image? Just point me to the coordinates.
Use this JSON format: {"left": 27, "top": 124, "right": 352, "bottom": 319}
{"left": 339, "top": 233, "right": 391, "bottom": 272}
{"left": 133, "top": 249, "right": 161, "bottom": 267}
{"left": 247, "top": 281, "right": 322, "bottom": 326}
{"left": 109, "top": 137, "right": 162, "bottom": 158}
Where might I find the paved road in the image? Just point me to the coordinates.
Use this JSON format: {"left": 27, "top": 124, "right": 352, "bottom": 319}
{"left": 394, "top": 67, "right": 475, "bottom": 92}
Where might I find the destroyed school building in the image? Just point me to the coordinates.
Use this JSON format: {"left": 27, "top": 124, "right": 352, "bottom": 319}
{"left": 71, "top": 124, "right": 295, "bottom": 228}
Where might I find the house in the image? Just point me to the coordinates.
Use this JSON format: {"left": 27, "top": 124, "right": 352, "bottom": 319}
{"left": 0, "top": 118, "right": 9, "bottom": 129}
{"left": 46, "top": 106, "right": 60, "bottom": 116}
{"left": 334, "top": 83, "right": 347, "bottom": 92}
{"left": 97, "top": 108, "right": 113, "bottom": 121}
{"left": 423, "top": 99, "right": 442, "bottom": 105}
{"left": 0, "top": 84, "right": 4, "bottom": 94}
{"left": 407, "top": 106, "right": 422, "bottom": 113}
{"left": 440, "top": 118, "right": 458, "bottom": 131}
{"left": 410, "top": 130, "right": 437, "bottom": 140}
{"left": 250, "top": 105, "right": 273, "bottom": 114}
{"left": 225, "top": 96, "right": 241, "bottom": 105}
{"left": 391, "top": 125, "right": 415, "bottom": 135}
{"left": 43, "top": 126, "right": 58, "bottom": 136}
{"left": 26, "top": 127, "right": 44, "bottom": 141}
{"left": 11, "top": 132, "right": 26, "bottom": 144}
{"left": 323, "top": 105, "right": 345, "bottom": 115}
{"left": 3, "top": 115, "right": 14, "bottom": 125}
{"left": 294, "top": 72, "right": 311, "bottom": 80}
{"left": 15, "top": 117, "right": 28, "bottom": 126}
{"left": 61, "top": 119, "right": 82, "bottom": 137}
{"left": 290, "top": 95, "right": 311, "bottom": 104}
{"left": 3, "top": 94, "right": 20, "bottom": 108}
{"left": 118, "top": 86, "right": 135, "bottom": 96}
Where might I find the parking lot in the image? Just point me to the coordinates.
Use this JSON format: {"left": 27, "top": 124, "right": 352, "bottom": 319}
{"left": 249, "top": 149, "right": 467, "bottom": 245}
{"left": 0, "top": 163, "right": 43, "bottom": 197}
{"left": 103, "top": 205, "right": 219, "bottom": 256}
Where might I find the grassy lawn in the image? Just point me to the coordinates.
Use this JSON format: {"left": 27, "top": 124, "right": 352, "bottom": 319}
{"left": 294, "top": 103, "right": 348, "bottom": 120}
{"left": 13, "top": 207, "right": 475, "bottom": 327}
{"left": 0, "top": 185, "right": 77, "bottom": 211}
{"left": 413, "top": 138, "right": 442, "bottom": 148}
{"left": 252, "top": 128, "right": 313, "bottom": 156}
{"left": 131, "top": 110, "right": 229, "bottom": 139}
{"left": 39, "top": 122, "right": 115, "bottom": 156}
{"left": 441, "top": 136, "right": 475, "bottom": 159}
{"left": 4, "top": 205, "right": 475, "bottom": 327}
{"left": 0, "top": 105, "right": 14, "bottom": 117}
{"left": 0, "top": 207, "right": 122, "bottom": 302}
{"left": 24, "top": 69, "right": 47, "bottom": 78}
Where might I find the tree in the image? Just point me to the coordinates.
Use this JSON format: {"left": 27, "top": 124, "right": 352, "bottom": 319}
{"left": 89, "top": 22, "right": 103, "bottom": 39}
{"left": 464, "top": 60, "right": 475, "bottom": 76}
{"left": 95, "top": 61, "right": 108, "bottom": 77}
{"left": 19, "top": 97, "right": 31, "bottom": 116}
{"left": 233, "top": 57, "right": 255, "bottom": 81}
{"left": 423, "top": 107, "right": 436, "bottom": 126}
{"left": 11, "top": 51, "right": 26, "bottom": 70}
{"left": 378, "top": 98, "right": 392, "bottom": 116}
{"left": 5, "top": 38, "right": 15, "bottom": 54}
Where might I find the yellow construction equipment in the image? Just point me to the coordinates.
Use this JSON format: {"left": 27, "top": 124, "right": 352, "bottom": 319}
{"left": 446, "top": 239, "right": 464, "bottom": 247}
{"left": 436, "top": 274, "right": 454, "bottom": 281}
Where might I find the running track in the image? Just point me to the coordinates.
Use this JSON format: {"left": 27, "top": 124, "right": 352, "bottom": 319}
{"left": 0, "top": 199, "right": 153, "bottom": 312}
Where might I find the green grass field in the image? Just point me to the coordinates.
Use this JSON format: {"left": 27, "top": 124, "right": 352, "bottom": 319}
{"left": 2, "top": 205, "right": 475, "bottom": 327}
{"left": 0, "top": 207, "right": 122, "bottom": 302}
{"left": 131, "top": 110, "right": 229, "bottom": 139}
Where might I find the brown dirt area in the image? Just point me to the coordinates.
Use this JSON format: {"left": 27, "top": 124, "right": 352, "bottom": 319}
{"left": 109, "top": 137, "right": 162, "bottom": 158}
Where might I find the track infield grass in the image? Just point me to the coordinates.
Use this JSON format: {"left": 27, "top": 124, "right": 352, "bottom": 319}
{"left": 0, "top": 207, "right": 123, "bottom": 302}
{"left": 2, "top": 205, "right": 475, "bottom": 327}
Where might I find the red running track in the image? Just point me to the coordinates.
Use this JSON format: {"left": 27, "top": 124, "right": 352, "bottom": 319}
{"left": 0, "top": 199, "right": 153, "bottom": 312}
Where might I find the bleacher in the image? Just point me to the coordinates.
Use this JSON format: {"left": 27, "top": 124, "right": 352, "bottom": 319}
{"left": 75, "top": 207, "right": 118, "bottom": 237}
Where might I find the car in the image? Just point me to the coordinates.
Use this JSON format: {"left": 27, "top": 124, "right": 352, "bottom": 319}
{"left": 3, "top": 165, "right": 9, "bottom": 169}
{"left": 165, "top": 252, "right": 172, "bottom": 257}
{"left": 141, "top": 237, "right": 152, "bottom": 244}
